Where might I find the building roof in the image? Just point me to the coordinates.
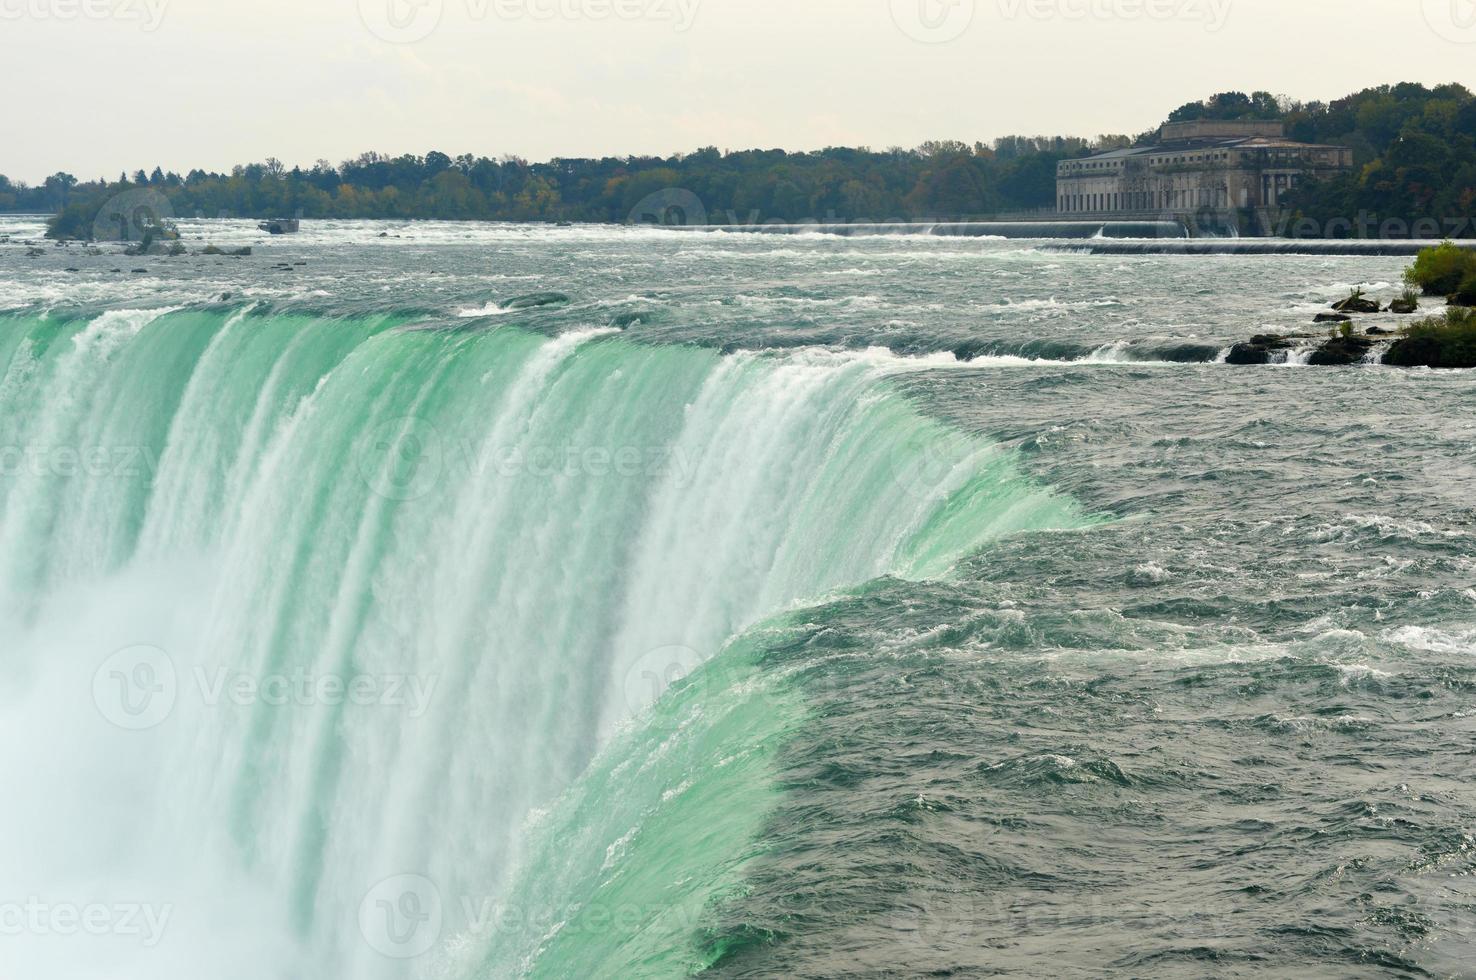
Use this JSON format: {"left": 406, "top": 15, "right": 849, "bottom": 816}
{"left": 1074, "top": 134, "right": 1347, "bottom": 163}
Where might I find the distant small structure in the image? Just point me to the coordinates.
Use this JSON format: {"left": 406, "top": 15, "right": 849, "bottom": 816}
{"left": 1055, "top": 121, "right": 1354, "bottom": 233}
{"left": 258, "top": 218, "right": 300, "bottom": 235}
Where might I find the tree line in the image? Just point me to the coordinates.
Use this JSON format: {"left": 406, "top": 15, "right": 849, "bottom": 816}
{"left": 4, "top": 82, "right": 1474, "bottom": 238}
{"left": 17, "top": 137, "right": 1106, "bottom": 240}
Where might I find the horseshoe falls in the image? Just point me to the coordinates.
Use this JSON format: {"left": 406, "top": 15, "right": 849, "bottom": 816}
{"left": 6, "top": 224, "right": 1476, "bottom": 979}
{"left": 0, "top": 305, "right": 1079, "bottom": 978}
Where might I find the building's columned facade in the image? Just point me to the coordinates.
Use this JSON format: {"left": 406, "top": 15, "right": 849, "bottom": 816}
{"left": 1055, "top": 121, "right": 1354, "bottom": 216}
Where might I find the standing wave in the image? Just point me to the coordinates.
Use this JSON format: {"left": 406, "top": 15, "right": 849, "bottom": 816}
{"left": 0, "top": 306, "right": 1085, "bottom": 978}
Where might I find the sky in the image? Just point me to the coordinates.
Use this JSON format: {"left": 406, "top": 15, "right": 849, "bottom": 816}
{"left": 3, "top": 0, "right": 1475, "bottom": 182}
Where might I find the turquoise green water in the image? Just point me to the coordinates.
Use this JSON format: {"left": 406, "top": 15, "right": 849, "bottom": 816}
{"left": 0, "top": 304, "right": 1081, "bottom": 978}
{"left": 4, "top": 223, "right": 1473, "bottom": 978}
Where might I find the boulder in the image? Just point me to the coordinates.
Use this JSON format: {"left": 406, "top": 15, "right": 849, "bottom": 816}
{"left": 503, "top": 292, "right": 571, "bottom": 310}
{"left": 1226, "top": 334, "right": 1294, "bottom": 365}
{"left": 1225, "top": 343, "right": 1270, "bottom": 365}
{"left": 1388, "top": 297, "right": 1419, "bottom": 315}
{"left": 1307, "top": 335, "right": 1373, "bottom": 366}
{"left": 1332, "top": 295, "right": 1381, "bottom": 314}
{"left": 1314, "top": 313, "right": 1353, "bottom": 324}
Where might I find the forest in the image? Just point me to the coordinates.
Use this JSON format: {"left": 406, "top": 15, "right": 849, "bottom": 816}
{"left": 4, "top": 82, "right": 1473, "bottom": 238}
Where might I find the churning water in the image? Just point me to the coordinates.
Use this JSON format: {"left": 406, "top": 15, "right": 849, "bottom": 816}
{"left": 2, "top": 220, "right": 1473, "bottom": 978}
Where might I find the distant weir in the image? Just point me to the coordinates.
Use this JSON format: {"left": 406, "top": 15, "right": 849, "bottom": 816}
{"left": 677, "top": 220, "right": 1186, "bottom": 239}
{"left": 1043, "top": 239, "right": 1476, "bottom": 256}
{"left": 663, "top": 222, "right": 1476, "bottom": 253}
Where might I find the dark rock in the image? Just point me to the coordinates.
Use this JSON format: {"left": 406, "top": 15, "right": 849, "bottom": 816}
{"left": 1307, "top": 335, "right": 1373, "bottom": 366}
{"left": 1225, "top": 343, "right": 1270, "bottom": 365}
{"left": 131, "top": 268, "right": 148, "bottom": 273}
{"left": 1314, "top": 313, "right": 1353, "bottom": 324}
{"left": 1226, "top": 334, "right": 1298, "bottom": 365}
{"left": 610, "top": 312, "right": 649, "bottom": 329}
{"left": 1226, "top": 342, "right": 1278, "bottom": 364}
{"left": 1388, "top": 297, "right": 1419, "bottom": 315}
{"left": 503, "top": 292, "right": 571, "bottom": 310}
{"left": 1332, "top": 295, "right": 1381, "bottom": 314}
{"left": 1366, "top": 326, "right": 1392, "bottom": 335}
{"left": 1455, "top": 277, "right": 1476, "bottom": 307}
{"left": 1153, "top": 343, "right": 1223, "bottom": 363}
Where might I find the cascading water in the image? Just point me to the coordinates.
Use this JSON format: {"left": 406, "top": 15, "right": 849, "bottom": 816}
{"left": 0, "top": 306, "right": 1082, "bottom": 978}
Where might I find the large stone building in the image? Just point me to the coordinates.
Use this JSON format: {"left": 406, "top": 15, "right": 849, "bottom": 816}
{"left": 1055, "top": 120, "right": 1354, "bottom": 217}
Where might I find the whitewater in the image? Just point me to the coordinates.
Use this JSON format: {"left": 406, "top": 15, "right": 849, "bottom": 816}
{"left": 3, "top": 220, "right": 1474, "bottom": 978}
{"left": 0, "top": 300, "right": 1078, "bottom": 977}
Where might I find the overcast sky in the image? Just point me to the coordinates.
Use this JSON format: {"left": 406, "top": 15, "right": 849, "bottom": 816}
{"left": 4, "top": 0, "right": 1475, "bottom": 182}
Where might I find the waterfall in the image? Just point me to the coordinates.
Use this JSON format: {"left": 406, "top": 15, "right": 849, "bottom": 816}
{"left": 0, "top": 307, "right": 1082, "bottom": 978}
